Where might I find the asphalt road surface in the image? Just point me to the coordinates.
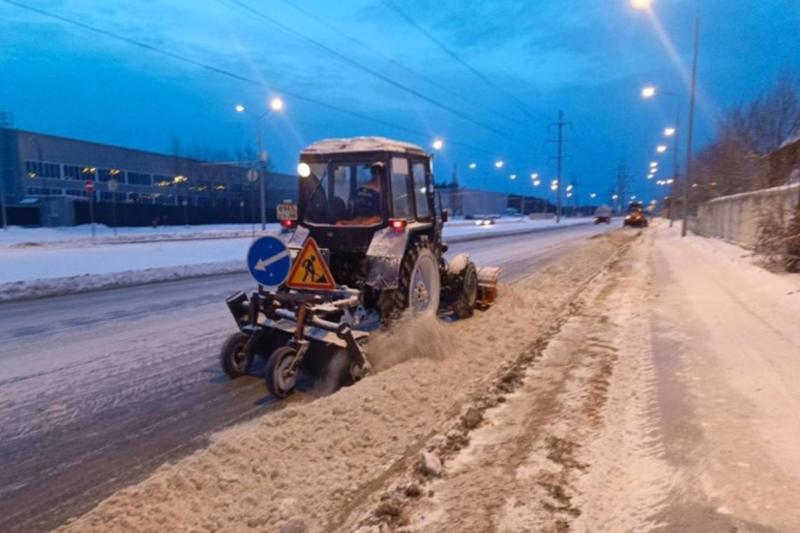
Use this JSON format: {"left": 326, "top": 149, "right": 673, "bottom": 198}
{"left": 0, "top": 222, "right": 612, "bottom": 532}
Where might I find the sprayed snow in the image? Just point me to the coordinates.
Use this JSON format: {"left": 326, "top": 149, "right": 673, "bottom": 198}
{"left": 446, "top": 253, "right": 470, "bottom": 275}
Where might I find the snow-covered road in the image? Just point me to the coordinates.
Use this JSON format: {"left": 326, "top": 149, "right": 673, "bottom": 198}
{"left": 0, "top": 223, "right": 611, "bottom": 533}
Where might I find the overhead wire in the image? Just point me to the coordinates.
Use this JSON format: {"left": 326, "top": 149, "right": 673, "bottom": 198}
{"left": 0, "top": 0, "right": 502, "bottom": 156}
{"left": 222, "top": 0, "right": 530, "bottom": 145}
{"left": 384, "top": 0, "right": 545, "bottom": 124}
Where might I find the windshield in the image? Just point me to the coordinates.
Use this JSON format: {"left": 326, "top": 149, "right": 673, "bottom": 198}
{"left": 301, "top": 161, "right": 384, "bottom": 226}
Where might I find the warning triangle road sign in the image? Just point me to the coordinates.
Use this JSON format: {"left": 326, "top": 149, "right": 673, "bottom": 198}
{"left": 286, "top": 237, "right": 337, "bottom": 291}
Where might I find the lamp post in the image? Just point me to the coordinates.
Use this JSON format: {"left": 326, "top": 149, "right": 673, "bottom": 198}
{"left": 235, "top": 96, "right": 284, "bottom": 231}
{"left": 173, "top": 174, "right": 189, "bottom": 226}
{"left": 635, "top": 0, "right": 700, "bottom": 236}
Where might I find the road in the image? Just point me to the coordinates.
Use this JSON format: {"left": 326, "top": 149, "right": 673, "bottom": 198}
{"left": 0, "top": 222, "right": 611, "bottom": 532}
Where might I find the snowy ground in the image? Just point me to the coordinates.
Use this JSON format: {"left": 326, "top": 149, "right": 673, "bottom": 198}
{"left": 0, "top": 218, "right": 593, "bottom": 301}
{"left": 0, "top": 224, "right": 612, "bottom": 533}
{"left": 38, "top": 220, "right": 800, "bottom": 533}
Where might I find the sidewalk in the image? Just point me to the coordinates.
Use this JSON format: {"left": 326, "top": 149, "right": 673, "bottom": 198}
{"left": 649, "top": 221, "right": 800, "bottom": 530}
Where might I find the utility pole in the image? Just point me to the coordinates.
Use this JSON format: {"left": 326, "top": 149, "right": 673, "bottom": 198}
{"left": 258, "top": 125, "right": 267, "bottom": 231}
{"left": 547, "top": 110, "right": 571, "bottom": 223}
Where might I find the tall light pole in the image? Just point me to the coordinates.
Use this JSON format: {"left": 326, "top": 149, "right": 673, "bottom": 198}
{"left": 683, "top": 13, "right": 700, "bottom": 237}
{"left": 635, "top": 0, "right": 700, "bottom": 237}
{"left": 236, "top": 96, "right": 284, "bottom": 231}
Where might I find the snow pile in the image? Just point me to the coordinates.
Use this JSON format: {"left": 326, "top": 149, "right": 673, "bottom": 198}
{"left": 368, "top": 313, "right": 458, "bottom": 371}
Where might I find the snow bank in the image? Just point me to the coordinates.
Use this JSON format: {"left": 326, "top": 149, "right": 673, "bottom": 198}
{"left": 0, "top": 218, "right": 592, "bottom": 302}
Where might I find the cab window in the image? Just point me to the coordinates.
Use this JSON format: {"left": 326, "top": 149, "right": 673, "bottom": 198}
{"left": 391, "top": 157, "right": 412, "bottom": 219}
{"left": 412, "top": 162, "right": 430, "bottom": 218}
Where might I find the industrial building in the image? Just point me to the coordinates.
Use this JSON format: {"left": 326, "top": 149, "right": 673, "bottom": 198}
{"left": 0, "top": 127, "right": 296, "bottom": 226}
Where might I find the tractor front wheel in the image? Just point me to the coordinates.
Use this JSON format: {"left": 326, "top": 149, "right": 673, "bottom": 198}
{"left": 265, "top": 346, "right": 299, "bottom": 398}
{"left": 451, "top": 262, "right": 478, "bottom": 319}
{"left": 220, "top": 332, "right": 252, "bottom": 379}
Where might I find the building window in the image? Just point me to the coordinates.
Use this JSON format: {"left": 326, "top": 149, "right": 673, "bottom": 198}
{"left": 26, "top": 186, "right": 57, "bottom": 195}
{"left": 127, "top": 172, "right": 152, "bottom": 186}
{"left": 24, "top": 161, "right": 60, "bottom": 179}
{"left": 63, "top": 165, "right": 86, "bottom": 180}
{"left": 97, "top": 168, "right": 124, "bottom": 182}
{"left": 65, "top": 189, "right": 85, "bottom": 197}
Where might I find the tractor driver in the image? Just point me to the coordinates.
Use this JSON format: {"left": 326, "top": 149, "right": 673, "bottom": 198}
{"left": 347, "top": 161, "right": 384, "bottom": 224}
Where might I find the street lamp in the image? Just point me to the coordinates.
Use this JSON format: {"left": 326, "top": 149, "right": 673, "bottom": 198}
{"left": 468, "top": 162, "right": 477, "bottom": 170}
{"left": 494, "top": 160, "right": 504, "bottom": 169}
{"left": 641, "top": 86, "right": 656, "bottom": 99}
{"left": 631, "top": 0, "right": 653, "bottom": 10}
{"left": 510, "top": 174, "right": 517, "bottom": 180}
{"left": 656, "top": 144, "right": 668, "bottom": 154}
{"left": 432, "top": 138, "right": 444, "bottom": 151}
{"left": 235, "top": 96, "right": 285, "bottom": 230}
{"left": 664, "top": 127, "right": 676, "bottom": 137}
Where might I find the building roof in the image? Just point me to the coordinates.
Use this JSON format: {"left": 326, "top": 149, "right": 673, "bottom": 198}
{"left": 301, "top": 136, "right": 427, "bottom": 156}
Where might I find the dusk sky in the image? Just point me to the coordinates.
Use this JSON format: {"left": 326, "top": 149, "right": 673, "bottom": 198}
{"left": 1, "top": 0, "right": 799, "bottom": 204}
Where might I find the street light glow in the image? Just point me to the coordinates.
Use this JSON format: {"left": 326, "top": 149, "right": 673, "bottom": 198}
{"left": 664, "top": 127, "right": 676, "bottom": 137}
{"left": 235, "top": 104, "right": 245, "bottom": 113}
{"left": 657, "top": 144, "right": 668, "bottom": 153}
{"left": 432, "top": 138, "right": 444, "bottom": 150}
{"left": 650, "top": 161, "right": 658, "bottom": 168}
{"left": 530, "top": 173, "right": 539, "bottom": 180}
{"left": 510, "top": 174, "right": 517, "bottom": 180}
{"left": 641, "top": 86, "right": 656, "bottom": 99}
{"left": 533, "top": 180, "right": 541, "bottom": 187}
{"left": 297, "top": 162, "right": 311, "bottom": 178}
{"left": 468, "top": 162, "right": 477, "bottom": 170}
{"left": 269, "top": 97, "right": 284, "bottom": 112}
{"left": 494, "top": 160, "right": 504, "bottom": 169}
{"left": 631, "top": 0, "right": 653, "bottom": 10}
{"left": 590, "top": 192, "right": 597, "bottom": 199}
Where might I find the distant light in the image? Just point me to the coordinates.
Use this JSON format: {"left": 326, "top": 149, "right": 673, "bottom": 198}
{"left": 533, "top": 180, "right": 541, "bottom": 187}
{"left": 656, "top": 144, "right": 668, "bottom": 154}
{"left": 269, "top": 97, "right": 284, "bottom": 112}
{"left": 566, "top": 184, "right": 574, "bottom": 191}
{"left": 631, "top": 0, "right": 653, "bottom": 10}
{"left": 641, "top": 86, "right": 656, "bottom": 99}
{"left": 432, "top": 138, "right": 444, "bottom": 151}
{"left": 567, "top": 192, "right": 573, "bottom": 198}
{"left": 173, "top": 175, "right": 188, "bottom": 184}
{"left": 664, "top": 127, "right": 676, "bottom": 137}
{"left": 468, "top": 162, "right": 477, "bottom": 170}
{"left": 666, "top": 178, "right": 674, "bottom": 184}
{"left": 297, "top": 162, "right": 311, "bottom": 178}
{"left": 590, "top": 193, "right": 597, "bottom": 199}
{"left": 650, "top": 161, "right": 658, "bottom": 168}
{"left": 494, "top": 160, "right": 504, "bottom": 169}
{"left": 647, "top": 174, "right": 654, "bottom": 179}
{"left": 631, "top": 195, "right": 637, "bottom": 200}
{"left": 510, "top": 174, "right": 517, "bottom": 180}
{"left": 612, "top": 194, "right": 619, "bottom": 200}
{"left": 235, "top": 104, "right": 246, "bottom": 113}
{"left": 530, "top": 173, "right": 539, "bottom": 180}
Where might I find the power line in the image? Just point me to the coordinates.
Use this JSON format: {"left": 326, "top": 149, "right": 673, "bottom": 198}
{"left": 276, "top": 1, "right": 531, "bottom": 132}
{"left": 224, "top": 0, "right": 530, "bottom": 145}
{"left": 384, "top": 0, "right": 544, "bottom": 124}
{"left": 1, "top": 0, "right": 499, "bottom": 156}
{"left": 546, "top": 110, "right": 572, "bottom": 223}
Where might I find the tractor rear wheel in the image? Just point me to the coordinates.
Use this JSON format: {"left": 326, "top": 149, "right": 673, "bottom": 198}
{"left": 451, "top": 262, "right": 478, "bottom": 319}
{"left": 380, "top": 241, "right": 441, "bottom": 321}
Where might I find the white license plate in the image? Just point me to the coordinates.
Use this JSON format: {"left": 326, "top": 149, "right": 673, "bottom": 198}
{"left": 277, "top": 203, "right": 298, "bottom": 221}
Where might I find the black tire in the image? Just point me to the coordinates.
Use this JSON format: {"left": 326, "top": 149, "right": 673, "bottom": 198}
{"left": 220, "top": 332, "right": 252, "bottom": 379}
{"left": 265, "top": 346, "right": 299, "bottom": 398}
{"left": 380, "top": 241, "right": 441, "bottom": 322}
{"left": 451, "top": 262, "right": 478, "bottom": 319}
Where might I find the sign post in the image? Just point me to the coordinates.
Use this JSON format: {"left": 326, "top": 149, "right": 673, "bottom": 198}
{"left": 108, "top": 177, "right": 118, "bottom": 236}
{"left": 85, "top": 179, "right": 96, "bottom": 240}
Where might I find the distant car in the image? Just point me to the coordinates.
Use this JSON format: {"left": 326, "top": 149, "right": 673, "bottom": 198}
{"left": 623, "top": 202, "right": 649, "bottom": 228}
{"left": 594, "top": 205, "right": 612, "bottom": 224}
{"left": 475, "top": 217, "right": 496, "bottom": 226}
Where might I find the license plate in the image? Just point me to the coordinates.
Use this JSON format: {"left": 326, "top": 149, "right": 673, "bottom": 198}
{"left": 277, "top": 203, "right": 298, "bottom": 221}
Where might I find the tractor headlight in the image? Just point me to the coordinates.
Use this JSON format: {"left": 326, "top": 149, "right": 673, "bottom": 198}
{"left": 297, "top": 162, "right": 311, "bottom": 178}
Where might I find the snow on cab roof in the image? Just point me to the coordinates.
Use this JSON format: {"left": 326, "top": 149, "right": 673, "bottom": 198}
{"left": 302, "top": 137, "right": 427, "bottom": 155}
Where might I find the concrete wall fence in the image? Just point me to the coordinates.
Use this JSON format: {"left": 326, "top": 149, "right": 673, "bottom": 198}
{"left": 692, "top": 183, "right": 800, "bottom": 248}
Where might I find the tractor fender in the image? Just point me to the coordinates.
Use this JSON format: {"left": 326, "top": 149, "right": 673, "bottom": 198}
{"left": 365, "top": 226, "right": 411, "bottom": 290}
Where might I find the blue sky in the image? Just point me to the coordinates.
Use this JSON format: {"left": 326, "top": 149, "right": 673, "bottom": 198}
{"left": 1, "top": 0, "right": 799, "bottom": 204}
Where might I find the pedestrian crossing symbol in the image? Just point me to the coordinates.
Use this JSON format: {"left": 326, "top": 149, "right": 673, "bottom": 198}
{"left": 286, "top": 238, "right": 336, "bottom": 291}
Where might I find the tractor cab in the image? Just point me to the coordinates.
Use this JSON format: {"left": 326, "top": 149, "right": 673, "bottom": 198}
{"left": 293, "top": 137, "right": 441, "bottom": 288}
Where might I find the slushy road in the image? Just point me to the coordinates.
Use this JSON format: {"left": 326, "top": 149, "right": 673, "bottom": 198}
{"left": 0, "top": 222, "right": 612, "bottom": 532}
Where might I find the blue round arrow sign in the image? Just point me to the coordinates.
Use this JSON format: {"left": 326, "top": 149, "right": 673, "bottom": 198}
{"left": 246, "top": 236, "right": 291, "bottom": 288}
